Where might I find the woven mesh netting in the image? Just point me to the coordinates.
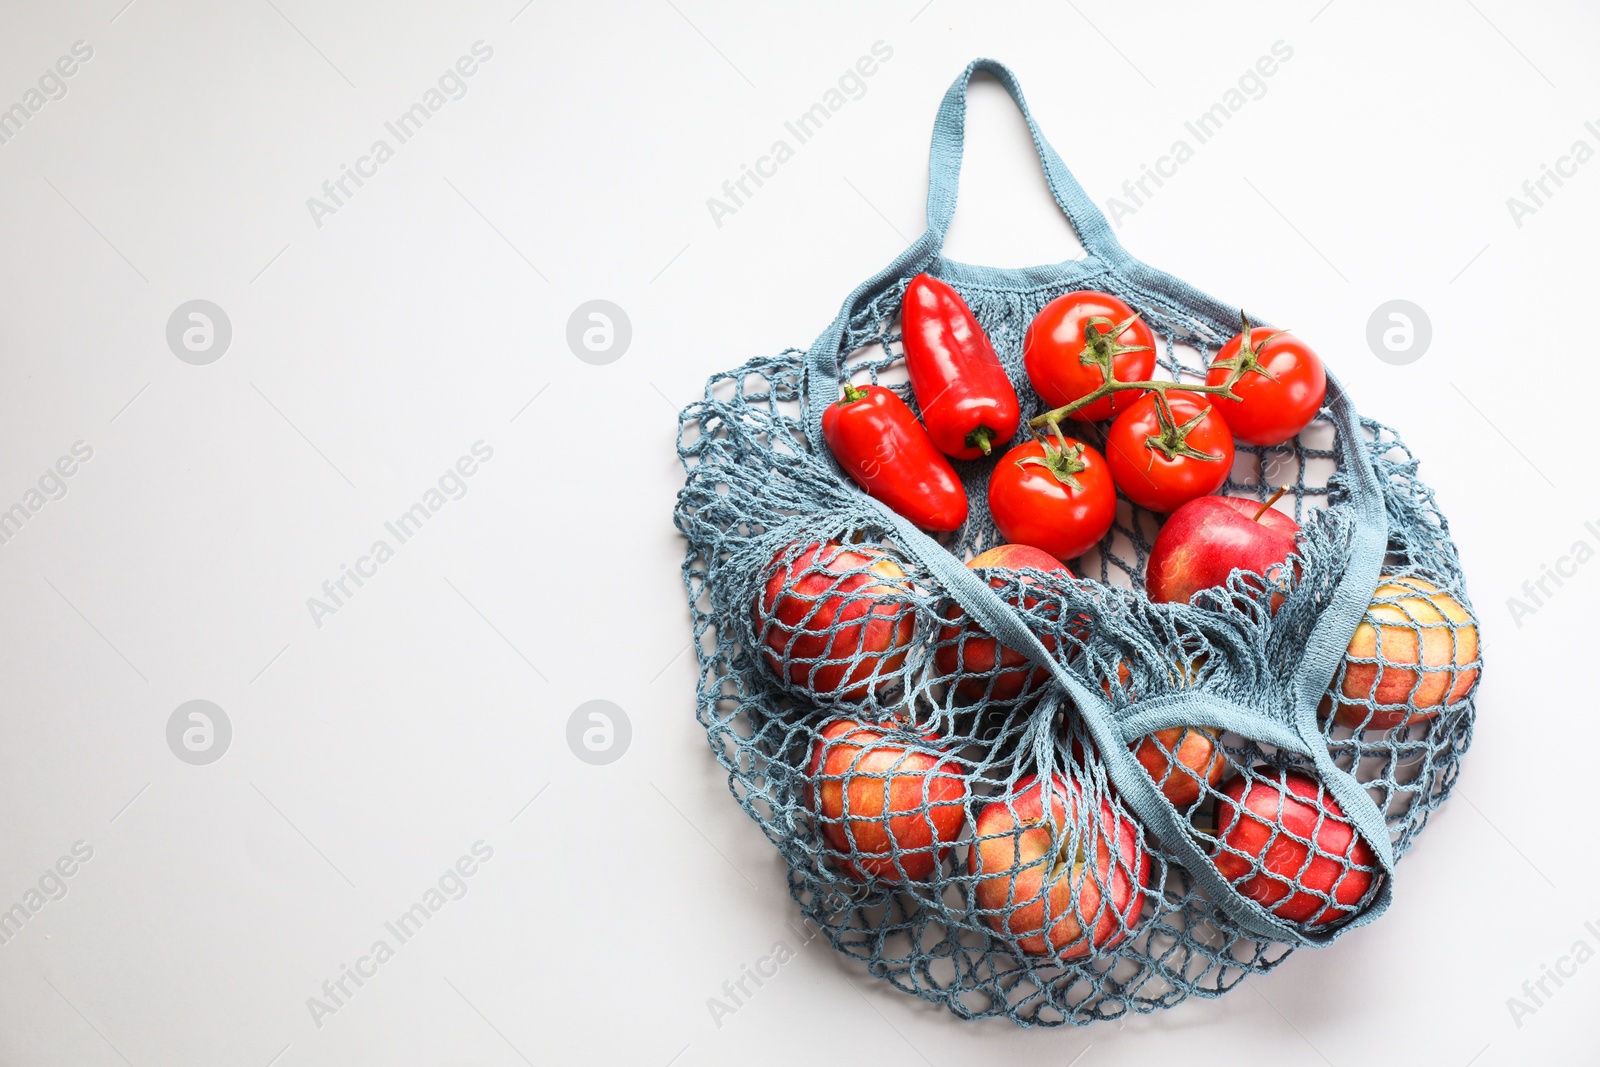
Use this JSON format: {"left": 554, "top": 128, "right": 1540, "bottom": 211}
{"left": 672, "top": 268, "right": 1480, "bottom": 1026}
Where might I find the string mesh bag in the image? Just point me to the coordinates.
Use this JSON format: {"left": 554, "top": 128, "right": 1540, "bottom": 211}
{"left": 672, "top": 60, "right": 1481, "bottom": 1026}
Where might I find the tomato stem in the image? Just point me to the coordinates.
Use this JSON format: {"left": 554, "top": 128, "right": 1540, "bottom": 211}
{"left": 1028, "top": 312, "right": 1268, "bottom": 430}
{"left": 1142, "top": 393, "right": 1224, "bottom": 463}
{"left": 1031, "top": 376, "right": 1241, "bottom": 430}
{"left": 1016, "top": 433, "right": 1089, "bottom": 491}
{"left": 1210, "top": 310, "right": 1286, "bottom": 393}
{"left": 1079, "top": 313, "right": 1153, "bottom": 378}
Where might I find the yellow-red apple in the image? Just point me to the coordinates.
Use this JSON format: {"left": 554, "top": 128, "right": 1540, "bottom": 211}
{"left": 805, "top": 717, "right": 966, "bottom": 882}
{"left": 1130, "top": 726, "right": 1226, "bottom": 807}
{"left": 755, "top": 541, "right": 915, "bottom": 701}
{"left": 1325, "top": 576, "right": 1479, "bottom": 729}
{"left": 969, "top": 773, "right": 1148, "bottom": 958}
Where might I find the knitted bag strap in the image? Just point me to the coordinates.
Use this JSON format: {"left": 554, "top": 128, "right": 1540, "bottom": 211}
{"left": 923, "top": 57, "right": 1128, "bottom": 266}
{"left": 804, "top": 58, "right": 1123, "bottom": 456}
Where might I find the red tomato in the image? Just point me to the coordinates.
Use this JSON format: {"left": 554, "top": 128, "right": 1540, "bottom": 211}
{"left": 1205, "top": 317, "right": 1327, "bottom": 447}
{"left": 1104, "top": 392, "right": 1235, "bottom": 513}
{"left": 1024, "top": 291, "right": 1156, "bottom": 422}
{"left": 987, "top": 435, "right": 1117, "bottom": 561}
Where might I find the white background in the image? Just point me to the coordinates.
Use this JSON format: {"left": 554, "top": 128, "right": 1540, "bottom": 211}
{"left": 0, "top": 1, "right": 1594, "bottom": 1064}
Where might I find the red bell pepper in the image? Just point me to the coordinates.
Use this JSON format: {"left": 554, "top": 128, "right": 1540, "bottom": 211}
{"left": 901, "top": 273, "right": 1021, "bottom": 460}
{"left": 822, "top": 383, "right": 968, "bottom": 532}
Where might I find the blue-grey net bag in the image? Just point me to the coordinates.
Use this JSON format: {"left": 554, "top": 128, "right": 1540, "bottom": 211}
{"left": 672, "top": 59, "right": 1479, "bottom": 1026}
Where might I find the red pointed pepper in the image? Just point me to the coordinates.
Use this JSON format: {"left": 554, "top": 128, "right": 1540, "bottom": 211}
{"left": 901, "top": 273, "right": 1021, "bottom": 460}
{"left": 822, "top": 383, "right": 969, "bottom": 532}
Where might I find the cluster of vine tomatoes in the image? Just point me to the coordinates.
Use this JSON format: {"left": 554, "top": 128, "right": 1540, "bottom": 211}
{"left": 822, "top": 274, "right": 1328, "bottom": 560}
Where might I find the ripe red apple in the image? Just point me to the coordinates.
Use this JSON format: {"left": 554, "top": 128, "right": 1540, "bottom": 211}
{"left": 933, "top": 544, "right": 1073, "bottom": 701}
{"left": 1092, "top": 661, "right": 1224, "bottom": 805}
{"left": 1130, "top": 726, "right": 1226, "bottom": 807}
{"left": 1323, "top": 576, "right": 1480, "bottom": 730}
{"left": 805, "top": 717, "right": 967, "bottom": 882}
{"left": 1212, "top": 768, "right": 1378, "bottom": 928}
{"left": 1146, "top": 493, "right": 1299, "bottom": 606}
{"left": 969, "top": 773, "right": 1149, "bottom": 958}
{"left": 755, "top": 541, "right": 915, "bottom": 700}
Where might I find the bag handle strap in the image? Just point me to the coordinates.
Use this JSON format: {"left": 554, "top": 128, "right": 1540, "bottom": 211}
{"left": 924, "top": 58, "right": 1126, "bottom": 263}
{"left": 803, "top": 59, "right": 1126, "bottom": 457}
